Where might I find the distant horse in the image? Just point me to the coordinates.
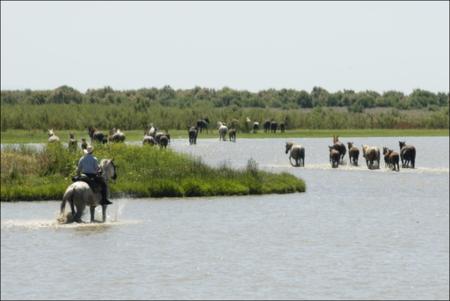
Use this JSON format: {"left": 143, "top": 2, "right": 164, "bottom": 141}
{"left": 68, "top": 133, "right": 78, "bottom": 151}
{"left": 286, "top": 142, "right": 305, "bottom": 167}
{"left": 228, "top": 128, "right": 237, "bottom": 142}
{"left": 218, "top": 121, "right": 228, "bottom": 141}
{"left": 347, "top": 142, "right": 359, "bottom": 166}
{"left": 109, "top": 128, "right": 126, "bottom": 143}
{"left": 280, "top": 123, "right": 285, "bottom": 133}
{"left": 252, "top": 122, "right": 260, "bottom": 133}
{"left": 158, "top": 135, "right": 169, "bottom": 148}
{"left": 399, "top": 141, "right": 416, "bottom": 168}
{"left": 332, "top": 135, "right": 346, "bottom": 164}
{"left": 362, "top": 144, "right": 380, "bottom": 170}
{"left": 145, "top": 124, "right": 157, "bottom": 138}
{"left": 263, "top": 120, "right": 271, "bottom": 133}
{"left": 270, "top": 121, "right": 278, "bottom": 133}
{"left": 143, "top": 135, "right": 156, "bottom": 146}
{"left": 59, "top": 159, "right": 117, "bottom": 223}
{"left": 188, "top": 126, "right": 199, "bottom": 145}
{"left": 328, "top": 146, "right": 340, "bottom": 168}
{"left": 383, "top": 147, "right": 400, "bottom": 171}
{"left": 88, "top": 127, "right": 107, "bottom": 144}
{"left": 196, "top": 119, "right": 209, "bottom": 133}
{"left": 48, "top": 129, "right": 60, "bottom": 143}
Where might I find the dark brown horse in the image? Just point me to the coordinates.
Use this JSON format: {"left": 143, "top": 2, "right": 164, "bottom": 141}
{"left": 332, "top": 135, "right": 346, "bottom": 164}
{"left": 347, "top": 142, "right": 359, "bottom": 166}
{"left": 399, "top": 141, "right": 416, "bottom": 168}
{"left": 329, "top": 146, "right": 340, "bottom": 168}
{"left": 228, "top": 128, "right": 237, "bottom": 142}
{"left": 383, "top": 147, "right": 400, "bottom": 171}
{"left": 88, "top": 127, "right": 107, "bottom": 144}
{"left": 263, "top": 120, "right": 271, "bottom": 133}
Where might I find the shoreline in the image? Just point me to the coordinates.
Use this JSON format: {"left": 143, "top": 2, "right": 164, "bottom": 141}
{"left": 1, "top": 128, "right": 448, "bottom": 144}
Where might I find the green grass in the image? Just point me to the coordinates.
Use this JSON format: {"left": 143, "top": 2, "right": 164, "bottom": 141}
{"left": 0, "top": 143, "right": 306, "bottom": 202}
{"left": 1, "top": 128, "right": 448, "bottom": 144}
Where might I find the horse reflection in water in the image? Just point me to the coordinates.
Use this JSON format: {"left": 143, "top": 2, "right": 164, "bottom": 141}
{"left": 59, "top": 159, "right": 117, "bottom": 223}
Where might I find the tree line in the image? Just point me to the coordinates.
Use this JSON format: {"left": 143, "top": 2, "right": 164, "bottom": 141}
{"left": 1, "top": 85, "right": 449, "bottom": 110}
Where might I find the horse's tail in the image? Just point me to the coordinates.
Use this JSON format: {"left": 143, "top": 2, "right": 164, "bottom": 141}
{"left": 61, "top": 186, "right": 76, "bottom": 214}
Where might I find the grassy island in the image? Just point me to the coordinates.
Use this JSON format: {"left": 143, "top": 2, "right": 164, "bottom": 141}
{"left": 0, "top": 143, "right": 305, "bottom": 202}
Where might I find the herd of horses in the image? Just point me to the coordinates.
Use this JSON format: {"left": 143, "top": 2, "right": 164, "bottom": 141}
{"left": 50, "top": 127, "right": 417, "bottom": 224}
{"left": 285, "top": 135, "right": 416, "bottom": 171}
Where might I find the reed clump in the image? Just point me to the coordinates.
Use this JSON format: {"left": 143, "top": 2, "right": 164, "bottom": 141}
{"left": 1, "top": 143, "right": 305, "bottom": 201}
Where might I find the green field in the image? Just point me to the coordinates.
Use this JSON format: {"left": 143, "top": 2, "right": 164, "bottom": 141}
{"left": 1, "top": 128, "right": 448, "bottom": 144}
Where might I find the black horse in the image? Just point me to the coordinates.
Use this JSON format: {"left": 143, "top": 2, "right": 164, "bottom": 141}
{"left": 270, "top": 121, "right": 278, "bottom": 133}
{"left": 399, "top": 141, "right": 416, "bottom": 168}
{"left": 196, "top": 118, "right": 209, "bottom": 133}
{"left": 263, "top": 120, "right": 271, "bottom": 133}
{"left": 88, "top": 127, "right": 107, "bottom": 144}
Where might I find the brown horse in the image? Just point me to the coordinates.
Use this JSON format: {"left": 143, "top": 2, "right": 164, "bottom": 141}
{"left": 383, "top": 147, "right": 400, "bottom": 171}
{"left": 328, "top": 146, "right": 340, "bottom": 168}
{"left": 332, "top": 135, "right": 346, "bottom": 164}
{"left": 399, "top": 141, "right": 416, "bottom": 168}
{"left": 347, "top": 142, "right": 359, "bottom": 166}
{"left": 362, "top": 144, "right": 380, "bottom": 170}
{"left": 286, "top": 142, "right": 305, "bottom": 167}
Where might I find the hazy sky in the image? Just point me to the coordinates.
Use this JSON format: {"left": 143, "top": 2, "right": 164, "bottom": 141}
{"left": 1, "top": 1, "right": 449, "bottom": 93}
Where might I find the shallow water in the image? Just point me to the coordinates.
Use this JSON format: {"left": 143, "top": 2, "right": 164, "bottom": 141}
{"left": 1, "top": 136, "right": 449, "bottom": 300}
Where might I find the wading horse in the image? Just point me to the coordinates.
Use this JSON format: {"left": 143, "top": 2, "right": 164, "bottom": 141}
{"left": 59, "top": 159, "right": 117, "bottom": 223}
{"left": 347, "top": 142, "right": 360, "bottom": 166}
{"left": 362, "top": 144, "right": 380, "bottom": 170}
{"left": 228, "top": 128, "right": 237, "bottom": 142}
{"left": 188, "top": 126, "right": 199, "bottom": 145}
{"left": 218, "top": 121, "right": 228, "bottom": 141}
{"left": 328, "top": 146, "right": 340, "bottom": 168}
{"left": 286, "top": 142, "right": 305, "bottom": 167}
{"left": 383, "top": 147, "right": 400, "bottom": 171}
{"left": 399, "top": 141, "right": 416, "bottom": 168}
{"left": 332, "top": 135, "right": 346, "bottom": 164}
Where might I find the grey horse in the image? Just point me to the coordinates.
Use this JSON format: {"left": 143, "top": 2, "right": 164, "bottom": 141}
{"left": 218, "top": 121, "right": 228, "bottom": 141}
{"left": 59, "top": 159, "right": 117, "bottom": 223}
{"left": 286, "top": 142, "right": 305, "bottom": 167}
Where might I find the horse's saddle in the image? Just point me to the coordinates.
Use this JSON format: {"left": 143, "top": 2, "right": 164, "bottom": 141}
{"left": 71, "top": 174, "right": 102, "bottom": 193}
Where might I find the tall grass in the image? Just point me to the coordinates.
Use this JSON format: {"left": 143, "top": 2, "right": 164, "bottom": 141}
{"left": 1, "top": 143, "right": 305, "bottom": 201}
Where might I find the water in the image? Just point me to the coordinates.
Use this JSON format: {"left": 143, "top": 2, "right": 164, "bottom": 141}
{"left": 1, "top": 137, "right": 449, "bottom": 300}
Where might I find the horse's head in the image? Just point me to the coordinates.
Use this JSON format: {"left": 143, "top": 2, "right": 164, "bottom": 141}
{"left": 88, "top": 127, "right": 95, "bottom": 138}
{"left": 48, "top": 129, "right": 54, "bottom": 137}
{"left": 286, "top": 142, "right": 294, "bottom": 154}
{"left": 101, "top": 159, "right": 117, "bottom": 181}
{"left": 69, "top": 133, "right": 75, "bottom": 139}
{"left": 361, "top": 145, "right": 368, "bottom": 157}
{"left": 347, "top": 142, "right": 353, "bottom": 149}
{"left": 399, "top": 141, "right": 406, "bottom": 149}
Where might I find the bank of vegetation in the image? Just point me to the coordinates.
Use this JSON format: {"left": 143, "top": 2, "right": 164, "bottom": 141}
{"left": 0, "top": 143, "right": 306, "bottom": 202}
{"left": 1, "top": 86, "right": 448, "bottom": 131}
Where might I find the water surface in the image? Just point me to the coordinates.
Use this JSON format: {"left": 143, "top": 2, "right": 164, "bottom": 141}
{"left": 1, "top": 136, "right": 449, "bottom": 300}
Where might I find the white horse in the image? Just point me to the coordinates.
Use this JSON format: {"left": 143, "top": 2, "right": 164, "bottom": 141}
{"left": 362, "top": 144, "right": 381, "bottom": 169}
{"left": 48, "top": 129, "right": 60, "bottom": 143}
{"left": 218, "top": 121, "right": 228, "bottom": 141}
{"left": 59, "top": 159, "right": 117, "bottom": 223}
{"left": 285, "top": 142, "right": 305, "bottom": 167}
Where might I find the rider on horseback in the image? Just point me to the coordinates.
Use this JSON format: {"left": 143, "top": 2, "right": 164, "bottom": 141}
{"left": 76, "top": 145, "right": 113, "bottom": 205}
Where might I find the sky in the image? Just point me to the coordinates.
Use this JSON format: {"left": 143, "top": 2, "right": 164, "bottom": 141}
{"left": 1, "top": 1, "right": 449, "bottom": 94}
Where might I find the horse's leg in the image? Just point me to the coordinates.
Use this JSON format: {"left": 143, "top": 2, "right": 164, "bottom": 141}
{"left": 90, "top": 206, "right": 96, "bottom": 223}
{"left": 102, "top": 205, "right": 107, "bottom": 223}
